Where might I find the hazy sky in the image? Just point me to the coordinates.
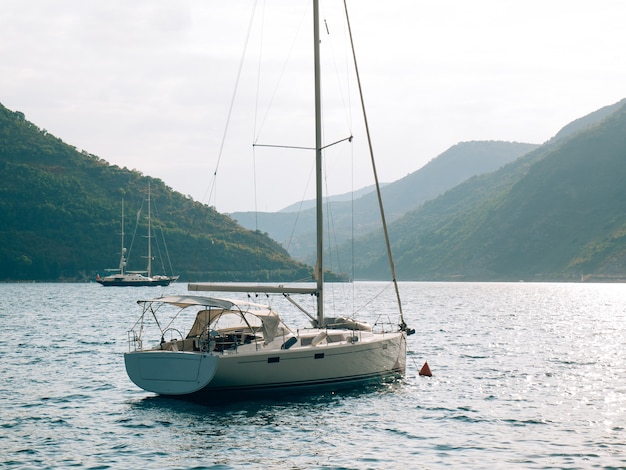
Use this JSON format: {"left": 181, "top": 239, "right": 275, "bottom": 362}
{"left": 2, "top": 1, "right": 625, "bottom": 213}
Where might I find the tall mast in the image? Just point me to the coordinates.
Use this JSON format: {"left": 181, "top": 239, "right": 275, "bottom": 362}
{"left": 119, "top": 198, "right": 126, "bottom": 274}
{"left": 313, "top": 0, "right": 324, "bottom": 326}
{"left": 147, "top": 183, "right": 152, "bottom": 278}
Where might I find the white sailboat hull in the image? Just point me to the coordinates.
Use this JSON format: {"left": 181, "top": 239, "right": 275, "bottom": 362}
{"left": 124, "top": 351, "right": 219, "bottom": 395}
{"left": 125, "top": 331, "right": 406, "bottom": 397}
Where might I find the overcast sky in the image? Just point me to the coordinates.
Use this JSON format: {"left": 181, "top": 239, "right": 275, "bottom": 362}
{"left": 2, "top": 1, "right": 625, "bottom": 213}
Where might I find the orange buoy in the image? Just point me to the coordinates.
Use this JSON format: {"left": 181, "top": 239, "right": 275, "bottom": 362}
{"left": 419, "top": 361, "right": 432, "bottom": 377}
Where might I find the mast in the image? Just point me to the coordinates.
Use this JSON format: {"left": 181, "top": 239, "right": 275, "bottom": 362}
{"left": 313, "top": 0, "right": 324, "bottom": 326}
{"left": 119, "top": 198, "right": 126, "bottom": 275}
{"left": 147, "top": 183, "right": 152, "bottom": 278}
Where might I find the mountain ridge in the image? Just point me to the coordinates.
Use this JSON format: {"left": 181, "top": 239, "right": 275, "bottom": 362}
{"left": 352, "top": 99, "right": 626, "bottom": 281}
{"left": 230, "top": 140, "right": 538, "bottom": 262}
{"left": 2, "top": 97, "right": 625, "bottom": 282}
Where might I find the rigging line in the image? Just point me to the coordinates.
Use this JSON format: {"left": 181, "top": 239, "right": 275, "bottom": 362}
{"left": 323, "top": 7, "right": 357, "bottom": 310}
{"left": 253, "top": 145, "right": 258, "bottom": 230}
{"left": 253, "top": 3, "right": 310, "bottom": 144}
{"left": 253, "top": 0, "right": 266, "bottom": 142}
{"left": 151, "top": 198, "right": 176, "bottom": 276}
{"left": 342, "top": 0, "right": 406, "bottom": 326}
{"left": 150, "top": 196, "right": 164, "bottom": 274}
{"left": 127, "top": 197, "right": 144, "bottom": 272}
{"left": 322, "top": 12, "right": 355, "bottom": 140}
{"left": 353, "top": 282, "right": 392, "bottom": 316}
{"left": 253, "top": 143, "right": 316, "bottom": 151}
{"left": 343, "top": 10, "right": 356, "bottom": 309}
{"left": 322, "top": 145, "right": 335, "bottom": 312}
{"left": 252, "top": 1, "right": 267, "bottom": 230}
{"left": 202, "top": 1, "right": 259, "bottom": 206}
{"left": 350, "top": 120, "right": 356, "bottom": 314}
{"left": 285, "top": 164, "right": 314, "bottom": 253}
{"left": 253, "top": 136, "right": 352, "bottom": 151}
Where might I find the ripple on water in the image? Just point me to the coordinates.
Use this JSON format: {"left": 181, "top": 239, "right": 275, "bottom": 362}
{"left": 2, "top": 282, "right": 626, "bottom": 468}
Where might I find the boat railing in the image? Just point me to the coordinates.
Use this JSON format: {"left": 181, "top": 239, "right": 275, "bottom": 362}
{"left": 373, "top": 313, "right": 402, "bottom": 334}
{"left": 127, "top": 329, "right": 142, "bottom": 352}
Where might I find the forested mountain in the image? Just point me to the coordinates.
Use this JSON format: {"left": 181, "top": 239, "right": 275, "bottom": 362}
{"left": 0, "top": 103, "right": 312, "bottom": 282}
{"left": 231, "top": 141, "right": 538, "bottom": 262}
{"left": 4, "top": 96, "right": 625, "bottom": 283}
{"left": 352, "top": 99, "right": 626, "bottom": 281}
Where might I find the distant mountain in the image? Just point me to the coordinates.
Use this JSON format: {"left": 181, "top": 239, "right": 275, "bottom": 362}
{"left": 550, "top": 98, "right": 626, "bottom": 143}
{"left": 0, "top": 103, "right": 312, "bottom": 282}
{"left": 352, "top": 99, "right": 626, "bottom": 281}
{"left": 278, "top": 184, "right": 383, "bottom": 213}
{"left": 230, "top": 141, "right": 538, "bottom": 262}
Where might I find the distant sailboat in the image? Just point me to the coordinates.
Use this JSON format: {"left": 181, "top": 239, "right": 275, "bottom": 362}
{"left": 124, "top": 1, "right": 413, "bottom": 397}
{"left": 97, "top": 184, "right": 178, "bottom": 287}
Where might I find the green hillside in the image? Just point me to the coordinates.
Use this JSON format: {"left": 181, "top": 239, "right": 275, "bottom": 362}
{"left": 0, "top": 103, "right": 312, "bottom": 282}
{"left": 5, "top": 97, "right": 625, "bottom": 283}
{"left": 231, "top": 141, "right": 538, "bottom": 262}
{"left": 355, "top": 100, "right": 626, "bottom": 281}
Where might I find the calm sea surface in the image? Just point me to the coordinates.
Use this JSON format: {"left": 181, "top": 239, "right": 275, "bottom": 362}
{"left": 1, "top": 281, "right": 625, "bottom": 469}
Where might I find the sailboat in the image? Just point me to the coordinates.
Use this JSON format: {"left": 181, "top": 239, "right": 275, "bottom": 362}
{"left": 124, "top": 1, "right": 413, "bottom": 396}
{"left": 97, "top": 185, "right": 178, "bottom": 287}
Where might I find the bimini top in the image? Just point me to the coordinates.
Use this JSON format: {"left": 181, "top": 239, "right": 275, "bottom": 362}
{"left": 136, "top": 294, "right": 290, "bottom": 344}
{"left": 136, "top": 295, "right": 270, "bottom": 310}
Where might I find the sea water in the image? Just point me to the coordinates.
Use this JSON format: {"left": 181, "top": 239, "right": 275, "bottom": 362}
{"left": 1, "top": 281, "right": 625, "bottom": 468}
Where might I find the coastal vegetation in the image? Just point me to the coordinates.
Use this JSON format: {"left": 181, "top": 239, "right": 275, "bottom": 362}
{"left": 0, "top": 103, "right": 311, "bottom": 282}
{"left": 2, "top": 98, "right": 625, "bottom": 282}
{"left": 352, "top": 100, "right": 626, "bottom": 281}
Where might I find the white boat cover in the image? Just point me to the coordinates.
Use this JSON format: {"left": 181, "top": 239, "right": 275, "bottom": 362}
{"left": 140, "top": 295, "right": 289, "bottom": 344}
{"left": 185, "top": 308, "right": 285, "bottom": 343}
{"left": 137, "top": 295, "right": 268, "bottom": 310}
